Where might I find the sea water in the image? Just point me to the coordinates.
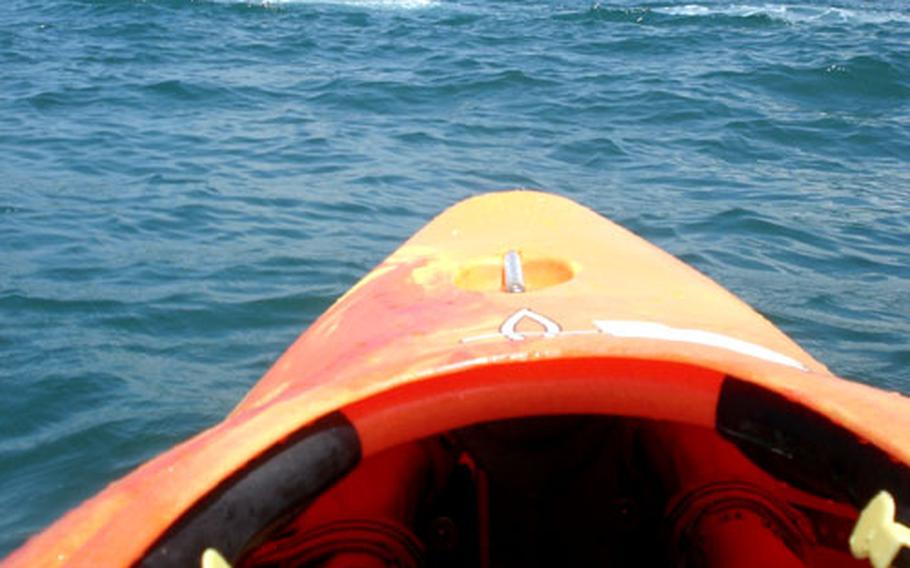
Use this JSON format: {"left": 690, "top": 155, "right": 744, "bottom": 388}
{"left": 1, "top": 0, "right": 908, "bottom": 555}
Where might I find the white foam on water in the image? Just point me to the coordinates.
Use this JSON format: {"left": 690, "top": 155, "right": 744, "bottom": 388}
{"left": 223, "top": 0, "right": 437, "bottom": 10}
{"left": 652, "top": 3, "right": 910, "bottom": 25}
{"left": 285, "top": 0, "right": 434, "bottom": 7}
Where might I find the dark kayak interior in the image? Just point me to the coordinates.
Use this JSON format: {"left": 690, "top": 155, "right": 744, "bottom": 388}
{"left": 229, "top": 415, "right": 872, "bottom": 568}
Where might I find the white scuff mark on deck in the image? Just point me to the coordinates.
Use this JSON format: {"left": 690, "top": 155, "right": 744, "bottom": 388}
{"left": 592, "top": 320, "right": 807, "bottom": 370}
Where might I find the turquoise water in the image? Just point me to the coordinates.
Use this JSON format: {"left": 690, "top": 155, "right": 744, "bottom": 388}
{"left": 1, "top": 0, "right": 909, "bottom": 555}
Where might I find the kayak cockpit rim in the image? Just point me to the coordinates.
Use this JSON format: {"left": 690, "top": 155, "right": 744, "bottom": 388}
{"left": 132, "top": 357, "right": 909, "bottom": 567}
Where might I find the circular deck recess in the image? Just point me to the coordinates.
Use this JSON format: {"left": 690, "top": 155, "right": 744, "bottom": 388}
{"left": 454, "top": 255, "right": 575, "bottom": 292}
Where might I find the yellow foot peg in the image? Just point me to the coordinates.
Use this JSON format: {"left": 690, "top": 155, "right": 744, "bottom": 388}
{"left": 851, "top": 491, "right": 910, "bottom": 568}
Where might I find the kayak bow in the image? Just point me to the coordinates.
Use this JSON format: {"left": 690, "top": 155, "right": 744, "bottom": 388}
{"left": 6, "top": 191, "right": 910, "bottom": 567}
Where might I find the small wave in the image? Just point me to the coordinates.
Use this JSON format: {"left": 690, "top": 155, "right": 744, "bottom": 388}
{"left": 557, "top": 5, "right": 649, "bottom": 24}
{"left": 220, "top": 0, "right": 436, "bottom": 9}
{"left": 142, "top": 79, "right": 227, "bottom": 102}
{"left": 652, "top": 3, "right": 910, "bottom": 25}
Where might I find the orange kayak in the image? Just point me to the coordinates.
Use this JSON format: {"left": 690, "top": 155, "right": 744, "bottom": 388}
{"left": 5, "top": 191, "right": 910, "bottom": 567}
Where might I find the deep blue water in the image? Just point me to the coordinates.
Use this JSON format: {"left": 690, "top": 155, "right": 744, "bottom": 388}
{"left": 1, "top": 0, "right": 909, "bottom": 556}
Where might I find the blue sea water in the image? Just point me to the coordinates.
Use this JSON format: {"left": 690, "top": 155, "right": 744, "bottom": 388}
{"left": 1, "top": 0, "right": 908, "bottom": 556}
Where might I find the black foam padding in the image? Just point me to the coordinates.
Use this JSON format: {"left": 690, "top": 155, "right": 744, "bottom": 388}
{"left": 716, "top": 377, "right": 910, "bottom": 525}
{"left": 139, "top": 411, "right": 360, "bottom": 567}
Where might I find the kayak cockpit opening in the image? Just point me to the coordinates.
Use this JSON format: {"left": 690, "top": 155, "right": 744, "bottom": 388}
{"left": 232, "top": 415, "right": 868, "bottom": 568}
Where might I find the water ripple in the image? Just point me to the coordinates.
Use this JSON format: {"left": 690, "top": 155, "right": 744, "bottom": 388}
{"left": 2, "top": 0, "right": 909, "bottom": 557}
